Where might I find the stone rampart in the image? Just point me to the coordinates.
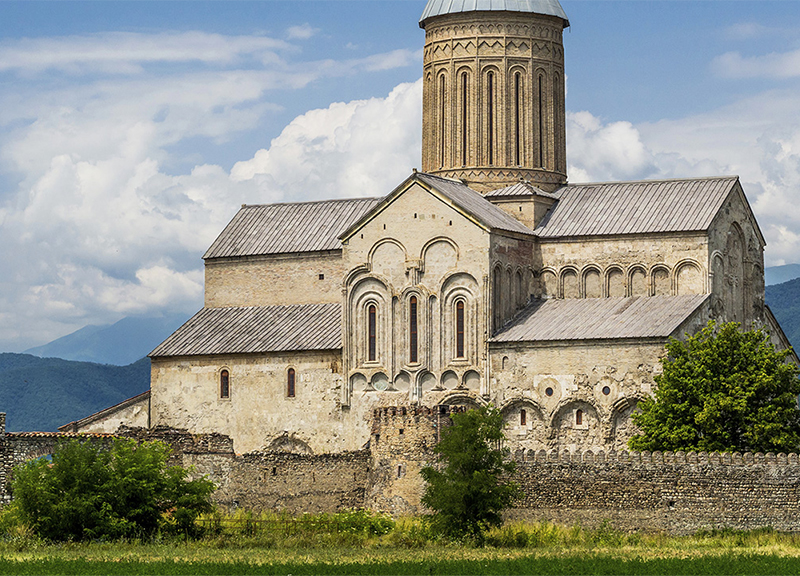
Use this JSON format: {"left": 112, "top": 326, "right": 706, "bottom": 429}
{"left": 510, "top": 449, "right": 800, "bottom": 534}
{"left": 3, "top": 411, "right": 800, "bottom": 533}
{"left": 0, "top": 417, "right": 370, "bottom": 514}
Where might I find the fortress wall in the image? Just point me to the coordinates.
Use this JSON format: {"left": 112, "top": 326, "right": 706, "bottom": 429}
{"left": 371, "top": 409, "right": 800, "bottom": 533}
{"left": 3, "top": 412, "right": 800, "bottom": 533}
{"left": 510, "top": 450, "right": 800, "bottom": 534}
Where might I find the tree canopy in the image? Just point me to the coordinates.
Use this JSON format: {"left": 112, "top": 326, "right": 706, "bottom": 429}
{"left": 421, "top": 406, "right": 519, "bottom": 542}
{"left": 11, "top": 438, "right": 215, "bottom": 541}
{"left": 629, "top": 321, "right": 800, "bottom": 454}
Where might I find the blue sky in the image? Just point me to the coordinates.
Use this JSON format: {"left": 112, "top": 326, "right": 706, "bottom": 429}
{"left": 1, "top": 0, "right": 799, "bottom": 351}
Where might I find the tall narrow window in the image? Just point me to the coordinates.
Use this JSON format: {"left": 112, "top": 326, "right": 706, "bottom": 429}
{"left": 220, "top": 369, "right": 230, "bottom": 399}
{"left": 538, "top": 75, "right": 544, "bottom": 168}
{"left": 461, "top": 72, "right": 468, "bottom": 166}
{"left": 287, "top": 368, "right": 296, "bottom": 398}
{"left": 520, "top": 409, "right": 527, "bottom": 426}
{"left": 514, "top": 72, "right": 522, "bottom": 166}
{"left": 439, "top": 75, "right": 446, "bottom": 168}
{"left": 487, "top": 71, "right": 494, "bottom": 165}
{"left": 554, "top": 72, "right": 561, "bottom": 172}
{"left": 368, "top": 305, "right": 377, "bottom": 362}
{"left": 576, "top": 409, "right": 583, "bottom": 426}
{"left": 409, "top": 296, "right": 418, "bottom": 363}
{"left": 456, "top": 300, "right": 465, "bottom": 358}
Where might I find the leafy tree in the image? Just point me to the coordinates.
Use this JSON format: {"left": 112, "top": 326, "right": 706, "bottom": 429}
{"left": 421, "top": 406, "right": 519, "bottom": 543}
{"left": 629, "top": 321, "right": 800, "bottom": 453}
{"left": 11, "top": 438, "right": 215, "bottom": 541}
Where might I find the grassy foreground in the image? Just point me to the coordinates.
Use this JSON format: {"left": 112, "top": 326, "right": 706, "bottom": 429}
{"left": 3, "top": 519, "right": 800, "bottom": 575}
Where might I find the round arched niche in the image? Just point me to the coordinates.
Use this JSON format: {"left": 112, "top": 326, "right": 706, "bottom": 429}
{"left": 266, "top": 434, "right": 313, "bottom": 455}
{"left": 371, "top": 372, "right": 389, "bottom": 391}
{"left": 463, "top": 370, "right": 480, "bottom": 391}
{"left": 419, "top": 372, "right": 437, "bottom": 393}
{"left": 349, "top": 373, "right": 367, "bottom": 392}
{"left": 441, "top": 370, "right": 459, "bottom": 390}
{"left": 394, "top": 372, "right": 411, "bottom": 392}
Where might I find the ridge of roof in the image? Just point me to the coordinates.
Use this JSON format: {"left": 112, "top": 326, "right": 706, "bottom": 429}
{"left": 58, "top": 390, "right": 150, "bottom": 433}
{"left": 414, "top": 172, "right": 537, "bottom": 237}
{"left": 484, "top": 181, "right": 560, "bottom": 199}
{"left": 491, "top": 294, "right": 709, "bottom": 343}
{"left": 420, "top": 0, "right": 569, "bottom": 27}
{"left": 150, "top": 303, "right": 342, "bottom": 358}
{"left": 338, "top": 172, "right": 536, "bottom": 242}
{"left": 537, "top": 176, "right": 740, "bottom": 238}
{"left": 204, "top": 196, "right": 382, "bottom": 259}
{"left": 561, "top": 175, "right": 739, "bottom": 188}
{"left": 239, "top": 196, "right": 383, "bottom": 210}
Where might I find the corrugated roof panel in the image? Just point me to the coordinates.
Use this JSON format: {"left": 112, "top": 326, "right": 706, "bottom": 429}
{"left": 150, "top": 303, "right": 342, "bottom": 357}
{"left": 536, "top": 177, "right": 738, "bottom": 238}
{"left": 491, "top": 294, "right": 708, "bottom": 343}
{"left": 420, "top": 0, "right": 569, "bottom": 25}
{"left": 416, "top": 173, "right": 536, "bottom": 237}
{"left": 484, "top": 181, "right": 560, "bottom": 199}
{"left": 204, "top": 197, "right": 382, "bottom": 259}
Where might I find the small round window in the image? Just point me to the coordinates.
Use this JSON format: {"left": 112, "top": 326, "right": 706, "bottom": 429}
{"left": 545, "top": 387, "right": 554, "bottom": 397}
{"left": 602, "top": 386, "right": 611, "bottom": 396}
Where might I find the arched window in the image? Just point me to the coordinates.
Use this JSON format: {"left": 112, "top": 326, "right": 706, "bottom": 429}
{"left": 487, "top": 71, "right": 494, "bottom": 165}
{"left": 368, "top": 304, "right": 377, "bottom": 362}
{"left": 537, "top": 74, "right": 544, "bottom": 168}
{"left": 439, "top": 74, "right": 446, "bottom": 168}
{"left": 287, "top": 368, "right": 296, "bottom": 398}
{"left": 520, "top": 409, "right": 527, "bottom": 426}
{"left": 220, "top": 369, "right": 230, "bottom": 399}
{"left": 456, "top": 300, "right": 465, "bottom": 358}
{"left": 409, "top": 296, "right": 418, "bottom": 363}
{"left": 576, "top": 409, "right": 583, "bottom": 426}
{"left": 514, "top": 72, "right": 522, "bottom": 166}
{"left": 461, "top": 71, "right": 469, "bottom": 166}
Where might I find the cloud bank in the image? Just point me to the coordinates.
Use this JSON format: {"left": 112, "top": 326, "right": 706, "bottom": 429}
{"left": 2, "top": 28, "right": 800, "bottom": 351}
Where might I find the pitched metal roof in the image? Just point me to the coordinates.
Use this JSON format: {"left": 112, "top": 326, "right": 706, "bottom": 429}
{"left": 535, "top": 176, "right": 739, "bottom": 239}
{"left": 420, "top": 0, "right": 569, "bottom": 26}
{"left": 415, "top": 173, "right": 537, "bottom": 237}
{"left": 150, "top": 303, "right": 342, "bottom": 357}
{"left": 491, "top": 295, "right": 709, "bottom": 343}
{"left": 204, "top": 197, "right": 381, "bottom": 259}
{"left": 484, "top": 181, "right": 559, "bottom": 199}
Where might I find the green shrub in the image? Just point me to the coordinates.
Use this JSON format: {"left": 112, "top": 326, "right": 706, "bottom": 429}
{"left": 11, "top": 438, "right": 215, "bottom": 542}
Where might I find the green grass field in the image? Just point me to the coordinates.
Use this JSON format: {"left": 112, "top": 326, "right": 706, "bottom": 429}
{"left": 3, "top": 522, "right": 800, "bottom": 575}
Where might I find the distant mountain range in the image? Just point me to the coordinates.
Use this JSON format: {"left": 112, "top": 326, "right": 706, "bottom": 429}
{"left": 766, "top": 264, "right": 800, "bottom": 286}
{"left": 3, "top": 269, "right": 798, "bottom": 433}
{"left": 766, "top": 277, "right": 800, "bottom": 352}
{"left": 24, "top": 313, "right": 190, "bottom": 366}
{"left": 0, "top": 354, "right": 150, "bottom": 432}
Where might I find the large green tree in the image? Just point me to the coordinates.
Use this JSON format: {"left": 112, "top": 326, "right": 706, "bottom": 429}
{"left": 421, "top": 406, "right": 519, "bottom": 542}
{"left": 11, "top": 438, "right": 215, "bottom": 541}
{"left": 629, "top": 321, "right": 800, "bottom": 453}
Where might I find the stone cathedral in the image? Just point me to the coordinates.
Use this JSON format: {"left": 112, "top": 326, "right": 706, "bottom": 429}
{"left": 67, "top": 0, "right": 793, "bottom": 456}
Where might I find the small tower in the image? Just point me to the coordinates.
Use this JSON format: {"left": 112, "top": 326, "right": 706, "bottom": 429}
{"left": 420, "top": 0, "right": 569, "bottom": 193}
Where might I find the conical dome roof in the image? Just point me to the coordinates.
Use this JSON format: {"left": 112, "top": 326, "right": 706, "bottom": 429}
{"left": 420, "top": 0, "right": 569, "bottom": 27}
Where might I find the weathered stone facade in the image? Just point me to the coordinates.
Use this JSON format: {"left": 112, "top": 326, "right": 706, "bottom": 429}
{"left": 420, "top": 11, "right": 568, "bottom": 192}
{"left": 6, "top": 413, "right": 800, "bottom": 534}
{"left": 50, "top": 0, "right": 798, "bottom": 532}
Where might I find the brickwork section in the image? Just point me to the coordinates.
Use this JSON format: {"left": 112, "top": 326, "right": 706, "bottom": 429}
{"left": 0, "top": 419, "right": 369, "bottom": 514}
{"left": 510, "top": 450, "right": 800, "bottom": 534}
{"left": 4, "top": 412, "right": 800, "bottom": 533}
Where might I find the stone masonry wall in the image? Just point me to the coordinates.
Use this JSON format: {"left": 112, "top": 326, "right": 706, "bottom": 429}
{"left": 4, "top": 412, "right": 800, "bottom": 533}
{"left": 0, "top": 418, "right": 370, "bottom": 514}
{"left": 371, "top": 407, "right": 800, "bottom": 534}
{"left": 510, "top": 450, "right": 800, "bottom": 534}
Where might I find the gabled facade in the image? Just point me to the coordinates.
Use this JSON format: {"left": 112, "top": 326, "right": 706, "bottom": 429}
{"left": 69, "top": 0, "right": 793, "bottom": 458}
